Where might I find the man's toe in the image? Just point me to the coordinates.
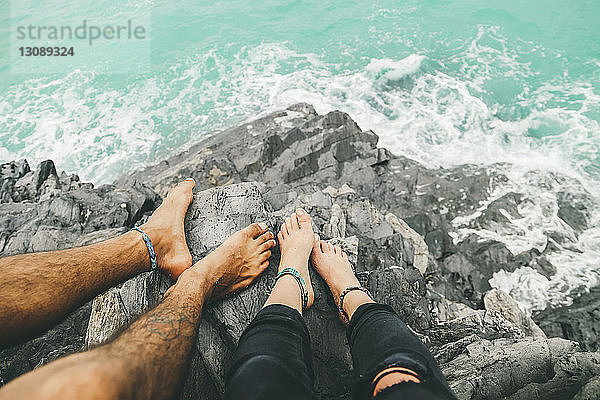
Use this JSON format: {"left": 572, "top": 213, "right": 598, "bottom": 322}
{"left": 259, "top": 240, "right": 276, "bottom": 253}
{"left": 245, "top": 222, "right": 268, "bottom": 238}
{"left": 166, "top": 179, "right": 195, "bottom": 206}
{"left": 256, "top": 231, "right": 274, "bottom": 244}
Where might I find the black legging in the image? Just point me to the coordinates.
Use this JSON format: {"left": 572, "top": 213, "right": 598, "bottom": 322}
{"left": 224, "top": 303, "right": 457, "bottom": 399}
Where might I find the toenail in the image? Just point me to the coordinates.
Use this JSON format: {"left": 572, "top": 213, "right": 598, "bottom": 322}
{"left": 184, "top": 177, "right": 195, "bottom": 183}
{"left": 296, "top": 208, "right": 305, "bottom": 215}
{"left": 258, "top": 222, "right": 267, "bottom": 229}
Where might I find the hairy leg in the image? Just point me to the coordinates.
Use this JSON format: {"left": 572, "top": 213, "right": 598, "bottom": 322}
{"left": 263, "top": 208, "right": 315, "bottom": 314}
{"left": 0, "top": 222, "right": 275, "bottom": 400}
{"left": 0, "top": 179, "right": 197, "bottom": 348}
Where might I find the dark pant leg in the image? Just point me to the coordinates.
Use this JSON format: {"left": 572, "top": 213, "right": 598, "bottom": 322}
{"left": 347, "top": 303, "right": 456, "bottom": 400}
{"left": 224, "top": 304, "right": 314, "bottom": 400}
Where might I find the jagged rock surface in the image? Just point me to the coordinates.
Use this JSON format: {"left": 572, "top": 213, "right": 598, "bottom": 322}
{"left": 534, "top": 287, "right": 600, "bottom": 352}
{"left": 123, "top": 104, "right": 595, "bottom": 312}
{"left": 1, "top": 105, "right": 598, "bottom": 399}
{"left": 484, "top": 289, "right": 546, "bottom": 340}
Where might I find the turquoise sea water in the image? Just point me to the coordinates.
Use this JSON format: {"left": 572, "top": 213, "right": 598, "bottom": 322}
{"left": 0, "top": 1, "right": 599, "bottom": 311}
{"left": 1, "top": 0, "right": 598, "bottom": 185}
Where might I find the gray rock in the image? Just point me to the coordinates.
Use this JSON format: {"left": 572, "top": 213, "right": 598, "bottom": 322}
{"left": 573, "top": 375, "right": 600, "bottom": 400}
{"left": 2, "top": 105, "right": 598, "bottom": 399}
{"left": 557, "top": 187, "right": 593, "bottom": 234}
{"left": 534, "top": 287, "right": 600, "bottom": 352}
{"left": 122, "top": 104, "right": 594, "bottom": 315}
{"left": 484, "top": 289, "right": 546, "bottom": 339}
{"left": 385, "top": 213, "right": 429, "bottom": 274}
{"left": 0, "top": 302, "right": 91, "bottom": 387}
{"left": 507, "top": 349, "right": 600, "bottom": 400}
{"left": 443, "top": 338, "right": 598, "bottom": 400}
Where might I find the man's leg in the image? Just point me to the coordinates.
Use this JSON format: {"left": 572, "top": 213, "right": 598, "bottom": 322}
{"left": 0, "top": 179, "right": 196, "bottom": 348}
{"left": 225, "top": 209, "right": 316, "bottom": 400}
{"left": 312, "top": 240, "right": 457, "bottom": 400}
{"left": 0, "top": 222, "right": 276, "bottom": 400}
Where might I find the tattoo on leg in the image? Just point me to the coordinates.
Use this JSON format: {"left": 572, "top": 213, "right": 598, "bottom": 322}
{"left": 142, "top": 305, "right": 201, "bottom": 341}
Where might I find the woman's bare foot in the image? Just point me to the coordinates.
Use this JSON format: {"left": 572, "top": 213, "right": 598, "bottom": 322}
{"left": 141, "top": 179, "right": 196, "bottom": 279}
{"left": 311, "top": 237, "right": 374, "bottom": 322}
{"left": 277, "top": 209, "right": 315, "bottom": 308}
{"left": 189, "top": 222, "right": 276, "bottom": 300}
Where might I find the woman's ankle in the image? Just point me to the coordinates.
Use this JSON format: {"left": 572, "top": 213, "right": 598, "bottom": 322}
{"left": 279, "top": 256, "right": 309, "bottom": 273}
{"left": 329, "top": 277, "right": 361, "bottom": 303}
{"left": 340, "top": 290, "right": 375, "bottom": 323}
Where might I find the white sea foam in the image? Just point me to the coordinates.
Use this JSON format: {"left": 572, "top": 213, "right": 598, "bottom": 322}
{"left": 365, "top": 55, "right": 426, "bottom": 81}
{"left": 455, "top": 164, "right": 600, "bottom": 314}
{"left": 1, "top": 34, "right": 599, "bottom": 313}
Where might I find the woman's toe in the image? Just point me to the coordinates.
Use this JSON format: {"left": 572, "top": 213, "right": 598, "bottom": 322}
{"left": 290, "top": 212, "right": 300, "bottom": 229}
{"left": 285, "top": 217, "right": 292, "bottom": 233}
{"left": 296, "top": 208, "right": 311, "bottom": 228}
{"left": 316, "top": 240, "right": 325, "bottom": 253}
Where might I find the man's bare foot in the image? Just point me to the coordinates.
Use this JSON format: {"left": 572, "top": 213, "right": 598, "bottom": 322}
{"left": 277, "top": 209, "right": 315, "bottom": 308}
{"left": 140, "top": 179, "right": 196, "bottom": 279}
{"left": 312, "top": 237, "right": 373, "bottom": 322}
{"left": 189, "top": 222, "right": 276, "bottom": 300}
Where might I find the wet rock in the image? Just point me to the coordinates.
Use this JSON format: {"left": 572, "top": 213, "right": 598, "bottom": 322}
{"left": 557, "top": 189, "right": 592, "bottom": 234}
{"left": 471, "top": 192, "right": 522, "bottom": 230}
{"left": 510, "top": 248, "right": 557, "bottom": 278}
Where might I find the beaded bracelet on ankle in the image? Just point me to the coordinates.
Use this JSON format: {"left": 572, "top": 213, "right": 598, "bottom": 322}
{"left": 132, "top": 227, "right": 158, "bottom": 271}
{"left": 275, "top": 267, "right": 309, "bottom": 310}
{"left": 338, "top": 286, "right": 373, "bottom": 326}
